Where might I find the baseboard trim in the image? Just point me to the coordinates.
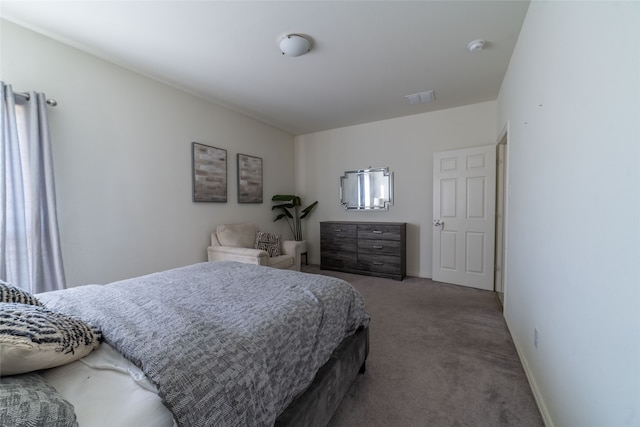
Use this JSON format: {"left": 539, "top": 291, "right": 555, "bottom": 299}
{"left": 503, "top": 315, "right": 554, "bottom": 427}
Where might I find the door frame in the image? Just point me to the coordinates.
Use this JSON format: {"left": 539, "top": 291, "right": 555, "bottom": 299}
{"left": 495, "top": 122, "right": 510, "bottom": 309}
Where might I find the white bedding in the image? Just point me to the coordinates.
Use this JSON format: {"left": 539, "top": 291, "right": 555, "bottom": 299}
{"left": 40, "top": 343, "right": 176, "bottom": 427}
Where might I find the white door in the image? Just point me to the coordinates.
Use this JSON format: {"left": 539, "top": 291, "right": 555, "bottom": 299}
{"left": 432, "top": 145, "right": 496, "bottom": 290}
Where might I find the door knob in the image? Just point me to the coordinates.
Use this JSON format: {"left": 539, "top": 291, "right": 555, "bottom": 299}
{"left": 433, "top": 219, "right": 444, "bottom": 228}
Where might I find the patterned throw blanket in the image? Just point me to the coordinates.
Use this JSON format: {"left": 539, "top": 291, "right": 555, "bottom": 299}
{"left": 38, "top": 262, "right": 369, "bottom": 427}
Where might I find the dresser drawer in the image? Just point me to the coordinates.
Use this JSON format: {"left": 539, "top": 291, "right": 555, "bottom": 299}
{"left": 357, "top": 224, "right": 402, "bottom": 241}
{"left": 357, "top": 239, "right": 402, "bottom": 256}
{"left": 320, "top": 238, "right": 356, "bottom": 253}
{"left": 321, "top": 251, "right": 357, "bottom": 270}
{"left": 320, "top": 223, "right": 357, "bottom": 252}
{"left": 320, "top": 223, "right": 357, "bottom": 238}
{"left": 357, "top": 253, "right": 402, "bottom": 276}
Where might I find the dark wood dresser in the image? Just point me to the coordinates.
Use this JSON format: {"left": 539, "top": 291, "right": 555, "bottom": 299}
{"left": 320, "top": 221, "right": 406, "bottom": 280}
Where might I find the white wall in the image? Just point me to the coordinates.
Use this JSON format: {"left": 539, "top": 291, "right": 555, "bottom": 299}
{"left": 1, "top": 20, "right": 296, "bottom": 286}
{"left": 497, "top": 2, "right": 639, "bottom": 426}
{"left": 295, "top": 101, "right": 497, "bottom": 278}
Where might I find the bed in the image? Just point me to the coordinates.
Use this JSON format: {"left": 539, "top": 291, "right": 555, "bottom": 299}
{"left": 0, "top": 261, "right": 370, "bottom": 427}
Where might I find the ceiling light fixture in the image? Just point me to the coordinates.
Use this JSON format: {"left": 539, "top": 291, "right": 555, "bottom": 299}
{"left": 405, "top": 90, "right": 436, "bottom": 105}
{"left": 280, "top": 34, "right": 311, "bottom": 57}
{"left": 467, "top": 39, "right": 485, "bottom": 52}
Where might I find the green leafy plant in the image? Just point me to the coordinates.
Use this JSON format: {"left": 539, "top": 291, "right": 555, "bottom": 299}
{"left": 271, "top": 194, "right": 318, "bottom": 241}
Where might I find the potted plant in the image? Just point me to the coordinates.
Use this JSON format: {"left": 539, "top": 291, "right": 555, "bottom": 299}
{"left": 271, "top": 194, "right": 318, "bottom": 243}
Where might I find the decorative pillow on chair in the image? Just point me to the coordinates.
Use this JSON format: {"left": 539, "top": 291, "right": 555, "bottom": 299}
{"left": 254, "top": 231, "right": 282, "bottom": 257}
{"left": 0, "top": 280, "right": 43, "bottom": 306}
{"left": 0, "top": 372, "right": 78, "bottom": 427}
{"left": 0, "top": 303, "right": 102, "bottom": 376}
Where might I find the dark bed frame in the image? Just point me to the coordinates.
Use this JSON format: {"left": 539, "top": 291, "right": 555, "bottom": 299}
{"left": 275, "top": 326, "right": 369, "bottom": 427}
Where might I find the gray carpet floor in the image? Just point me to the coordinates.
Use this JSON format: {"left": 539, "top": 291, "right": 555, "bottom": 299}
{"left": 300, "top": 265, "right": 544, "bottom": 427}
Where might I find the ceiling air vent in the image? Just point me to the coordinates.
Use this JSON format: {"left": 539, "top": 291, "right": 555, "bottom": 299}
{"left": 405, "top": 90, "right": 435, "bottom": 105}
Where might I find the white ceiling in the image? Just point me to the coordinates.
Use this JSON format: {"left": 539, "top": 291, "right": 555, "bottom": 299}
{"left": 1, "top": 1, "right": 530, "bottom": 135}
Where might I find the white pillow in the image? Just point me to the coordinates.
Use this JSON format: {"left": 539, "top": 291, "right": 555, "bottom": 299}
{"left": 0, "top": 303, "right": 101, "bottom": 376}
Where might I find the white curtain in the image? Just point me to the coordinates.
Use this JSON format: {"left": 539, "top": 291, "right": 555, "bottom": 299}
{"left": 0, "top": 81, "right": 66, "bottom": 293}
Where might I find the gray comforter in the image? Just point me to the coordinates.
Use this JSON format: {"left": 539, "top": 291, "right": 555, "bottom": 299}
{"left": 38, "top": 262, "right": 369, "bottom": 427}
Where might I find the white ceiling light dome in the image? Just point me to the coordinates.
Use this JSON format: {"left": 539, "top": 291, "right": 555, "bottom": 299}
{"left": 280, "top": 34, "right": 311, "bottom": 57}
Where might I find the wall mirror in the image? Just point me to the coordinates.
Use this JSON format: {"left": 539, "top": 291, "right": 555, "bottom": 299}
{"left": 340, "top": 167, "right": 394, "bottom": 210}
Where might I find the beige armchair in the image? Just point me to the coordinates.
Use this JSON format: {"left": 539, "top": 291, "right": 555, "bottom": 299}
{"left": 207, "top": 223, "right": 302, "bottom": 271}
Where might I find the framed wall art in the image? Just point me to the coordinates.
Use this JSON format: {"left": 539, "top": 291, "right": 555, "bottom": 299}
{"left": 192, "top": 142, "right": 227, "bottom": 203}
{"left": 237, "top": 153, "right": 263, "bottom": 203}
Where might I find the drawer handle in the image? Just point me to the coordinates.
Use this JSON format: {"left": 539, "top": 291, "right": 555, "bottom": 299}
{"left": 334, "top": 229, "right": 342, "bottom": 232}
{"left": 373, "top": 262, "right": 384, "bottom": 266}
{"left": 372, "top": 230, "right": 383, "bottom": 234}
{"left": 372, "top": 245, "right": 384, "bottom": 249}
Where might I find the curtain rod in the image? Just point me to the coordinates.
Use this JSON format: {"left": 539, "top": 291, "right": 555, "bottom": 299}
{"left": 15, "top": 91, "right": 58, "bottom": 107}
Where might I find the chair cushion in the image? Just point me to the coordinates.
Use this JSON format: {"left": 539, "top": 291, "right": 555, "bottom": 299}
{"left": 254, "top": 231, "right": 281, "bottom": 257}
{"left": 268, "top": 255, "right": 294, "bottom": 270}
{"left": 216, "top": 223, "right": 258, "bottom": 248}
